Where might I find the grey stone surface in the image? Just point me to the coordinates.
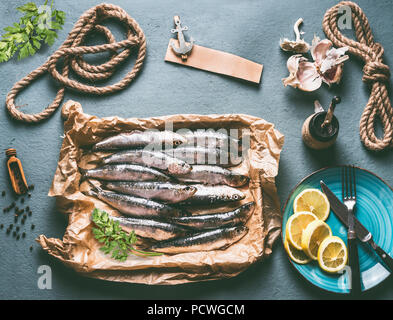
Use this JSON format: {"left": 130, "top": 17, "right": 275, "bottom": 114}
{"left": 0, "top": 0, "right": 392, "bottom": 299}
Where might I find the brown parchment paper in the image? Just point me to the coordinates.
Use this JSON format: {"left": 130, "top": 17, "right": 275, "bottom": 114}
{"left": 37, "top": 100, "right": 284, "bottom": 285}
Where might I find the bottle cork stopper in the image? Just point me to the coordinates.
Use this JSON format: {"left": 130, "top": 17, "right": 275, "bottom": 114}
{"left": 5, "top": 148, "right": 17, "bottom": 157}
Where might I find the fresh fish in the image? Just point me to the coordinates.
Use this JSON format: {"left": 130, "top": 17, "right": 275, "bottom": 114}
{"left": 173, "top": 165, "right": 249, "bottom": 187}
{"left": 180, "top": 130, "right": 239, "bottom": 149}
{"left": 85, "top": 186, "right": 188, "bottom": 218}
{"left": 104, "top": 181, "right": 197, "bottom": 203}
{"left": 82, "top": 164, "right": 171, "bottom": 181}
{"left": 92, "top": 130, "right": 186, "bottom": 151}
{"left": 169, "top": 202, "right": 255, "bottom": 229}
{"left": 181, "top": 184, "right": 245, "bottom": 204}
{"left": 110, "top": 215, "right": 191, "bottom": 241}
{"left": 102, "top": 149, "right": 191, "bottom": 175}
{"left": 164, "top": 146, "right": 237, "bottom": 167}
{"left": 150, "top": 226, "right": 248, "bottom": 254}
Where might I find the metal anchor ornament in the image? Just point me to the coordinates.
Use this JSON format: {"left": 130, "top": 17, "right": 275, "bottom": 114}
{"left": 170, "top": 16, "right": 194, "bottom": 61}
{"left": 164, "top": 15, "right": 263, "bottom": 83}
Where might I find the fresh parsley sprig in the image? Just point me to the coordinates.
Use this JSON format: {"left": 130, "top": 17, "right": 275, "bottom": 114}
{"left": 0, "top": 0, "right": 65, "bottom": 62}
{"left": 92, "top": 208, "right": 162, "bottom": 261}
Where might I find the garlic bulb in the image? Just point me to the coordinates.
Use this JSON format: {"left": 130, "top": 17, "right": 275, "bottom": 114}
{"left": 280, "top": 18, "right": 310, "bottom": 53}
{"left": 282, "top": 36, "right": 349, "bottom": 91}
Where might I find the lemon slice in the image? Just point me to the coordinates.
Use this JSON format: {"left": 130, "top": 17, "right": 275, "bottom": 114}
{"left": 301, "top": 220, "right": 332, "bottom": 260}
{"left": 294, "top": 188, "right": 330, "bottom": 221}
{"left": 318, "top": 236, "right": 348, "bottom": 273}
{"left": 285, "top": 211, "right": 318, "bottom": 250}
{"left": 284, "top": 239, "right": 311, "bottom": 264}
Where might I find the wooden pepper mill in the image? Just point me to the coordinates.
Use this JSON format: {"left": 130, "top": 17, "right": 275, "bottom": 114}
{"left": 6, "top": 148, "right": 29, "bottom": 195}
{"left": 302, "top": 96, "right": 341, "bottom": 150}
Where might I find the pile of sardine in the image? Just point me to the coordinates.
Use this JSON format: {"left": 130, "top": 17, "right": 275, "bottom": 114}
{"left": 83, "top": 129, "right": 254, "bottom": 254}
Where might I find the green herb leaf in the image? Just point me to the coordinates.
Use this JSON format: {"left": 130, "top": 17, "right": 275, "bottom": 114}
{"left": 91, "top": 208, "right": 163, "bottom": 261}
{"left": 0, "top": 1, "right": 65, "bottom": 62}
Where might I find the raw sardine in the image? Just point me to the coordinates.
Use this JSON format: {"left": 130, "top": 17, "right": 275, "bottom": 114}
{"left": 169, "top": 202, "right": 255, "bottom": 229}
{"left": 102, "top": 149, "right": 191, "bottom": 174}
{"left": 104, "top": 181, "right": 197, "bottom": 203}
{"left": 181, "top": 184, "right": 245, "bottom": 204}
{"left": 180, "top": 130, "right": 239, "bottom": 149}
{"left": 85, "top": 186, "right": 188, "bottom": 218}
{"left": 82, "top": 164, "right": 171, "bottom": 181}
{"left": 164, "top": 146, "right": 238, "bottom": 167}
{"left": 111, "top": 215, "right": 191, "bottom": 241}
{"left": 92, "top": 130, "right": 186, "bottom": 151}
{"left": 150, "top": 226, "right": 248, "bottom": 254}
{"left": 173, "top": 165, "right": 249, "bottom": 187}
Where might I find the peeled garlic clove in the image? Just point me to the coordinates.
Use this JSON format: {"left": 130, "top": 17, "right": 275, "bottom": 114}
{"left": 280, "top": 18, "right": 310, "bottom": 53}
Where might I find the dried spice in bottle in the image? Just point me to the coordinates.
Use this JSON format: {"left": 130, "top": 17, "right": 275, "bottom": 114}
{"left": 6, "top": 148, "right": 28, "bottom": 195}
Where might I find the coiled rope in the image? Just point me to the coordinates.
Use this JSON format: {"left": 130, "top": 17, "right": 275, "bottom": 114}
{"left": 323, "top": 1, "right": 393, "bottom": 151}
{"left": 6, "top": 3, "right": 146, "bottom": 123}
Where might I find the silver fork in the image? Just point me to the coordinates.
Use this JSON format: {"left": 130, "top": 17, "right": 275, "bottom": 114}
{"left": 342, "top": 165, "right": 362, "bottom": 293}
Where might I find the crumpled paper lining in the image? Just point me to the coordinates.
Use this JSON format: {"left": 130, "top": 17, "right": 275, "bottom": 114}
{"left": 37, "top": 100, "right": 284, "bottom": 285}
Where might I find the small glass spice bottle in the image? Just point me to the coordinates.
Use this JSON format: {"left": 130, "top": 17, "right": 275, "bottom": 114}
{"left": 6, "top": 148, "right": 29, "bottom": 195}
{"left": 302, "top": 96, "right": 341, "bottom": 150}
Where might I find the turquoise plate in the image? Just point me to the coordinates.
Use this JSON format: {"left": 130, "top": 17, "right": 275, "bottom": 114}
{"left": 282, "top": 166, "right": 393, "bottom": 294}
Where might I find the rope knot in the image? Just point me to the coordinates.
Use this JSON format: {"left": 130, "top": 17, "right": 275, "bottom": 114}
{"left": 362, "top": 61, "right": 390, "bottom": 83}
{"left": 323, "top": 1, "right": 393, "bottom": 151}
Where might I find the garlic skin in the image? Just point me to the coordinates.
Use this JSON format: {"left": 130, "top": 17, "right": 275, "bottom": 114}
{"left": 280, "top": 18, "right": 310, "bottom": 53}
{"left": 282, "top": 36, "right": 349, "bottom": 91}
{"left": 282, "top": 55, "right": 321, "bottom": 91}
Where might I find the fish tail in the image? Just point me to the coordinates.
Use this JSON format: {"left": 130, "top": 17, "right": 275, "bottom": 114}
{"left": 78, "top": 167, "right": 89, "bottom": 181}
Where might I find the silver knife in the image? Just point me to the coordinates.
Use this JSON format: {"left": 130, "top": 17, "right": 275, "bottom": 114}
{"left": 320, "top": 180, "right": 393, "bottom": 273}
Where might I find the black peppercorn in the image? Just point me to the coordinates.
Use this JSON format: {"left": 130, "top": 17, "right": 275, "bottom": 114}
{"left": 22, "top": 232, "right": 26, "bottom": 238}
{"left": 1, "top": 191, "right": 5, "bottom": 196}
{"left": 16, "top": 235, "right": 20, "bottom": 240}
{"left": 29, "top": 246, "right": 33, "bottom": 251}
{"left": 31, "top": 224, "right": 35, "bottom": 230}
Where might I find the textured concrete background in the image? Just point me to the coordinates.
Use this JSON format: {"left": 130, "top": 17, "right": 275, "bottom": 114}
{"left": 0, "top": 0, "right": 392, "bottom": 299}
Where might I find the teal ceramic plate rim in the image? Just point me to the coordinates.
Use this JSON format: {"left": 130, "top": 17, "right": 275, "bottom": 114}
{"left": 281, "top": 165, "right": 393, "bottom": 294}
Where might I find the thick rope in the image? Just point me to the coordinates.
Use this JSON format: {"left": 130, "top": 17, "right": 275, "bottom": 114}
{"left": 6, "top": 3, "right": 146, "bottom": 123}
{"left": 323, "top": 1, "right": 393, "bottom": 151}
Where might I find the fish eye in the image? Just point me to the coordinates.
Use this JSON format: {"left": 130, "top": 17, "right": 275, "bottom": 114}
{"left": 233, "top": 194, "right": 239, "bottom": 200}
{"left": 174, "top": 140, "right": 182, "bottom": 146}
